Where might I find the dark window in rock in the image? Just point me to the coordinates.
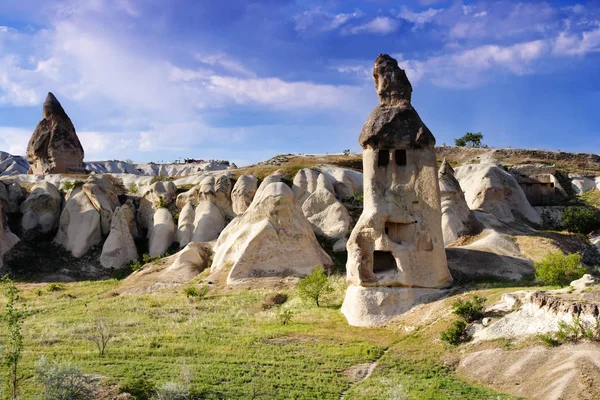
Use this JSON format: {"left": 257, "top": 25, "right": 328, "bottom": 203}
{"left": 551, "top": 182, "right": 555, "bottom": 188}
{"left": 373, "top": 251, "right": 396, "bottom": 273}
{"left": 378, "top": 150, "right": 390, "bottom": 166}
{"left": 395, "top": 149, "right": 407, "bottom": 166}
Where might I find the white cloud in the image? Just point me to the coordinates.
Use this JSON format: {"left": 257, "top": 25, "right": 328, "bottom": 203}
{"left": 293, "top": 7, "right": 364, "bottom": 33}
{"left": 398, "top": 7, "right": 442, "bottom": 27}
{"left": 195, "top": 53, "right": 255, "bottom": 77}
{"left": 553, "top": 28, "right": 600, "bottom": 55}
{"left": 344, "top": 16, "right": 399, "bottom": 35}
{"left": 0, "top": 127, "right": 31, "bottom": 156}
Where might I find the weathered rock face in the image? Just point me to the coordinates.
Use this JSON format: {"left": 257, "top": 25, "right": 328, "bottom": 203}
{"left": 438, "top": 159, "right": 482, "bottom": 245}
{"left": 211, "top": 182, "right": 332, "bottom": 283}
{"left": 0, "top": 182, "right": 26, "bottom": 214}
{"left": 292, "top": 168, "right": 334, "bottom": 206}
{"left": 53, "top": 187, "right": 102, "bottom": 257}
{"left": 254, "top": 172, "right": 283, "bottom": 200}
{"left": 196, "top": 175, "right": 234, "bottom": 220}
{"left": 231, "top": 175, "right": 258, "bottom": 214}
{"left": 176, "top": 202, "right": 195, "bottom": 248}
{"left": 301, "top": 175, "right": 351, "bottom": 240}
{"left": 20, "top": 181, "right": 62, "bottom": 239}
{"left": 53, "top": 176, "right": 120, "bottom": 257}
{"left": 318, "top": 166, "right": 363, "bottom": 200}
{"left": 0, "top": 201, "right": 20, "bottom": 270}
{"left": 119, "top": 242, "right": 212, "bottom": 294}
{"left": 454, "top": 163, "right": 542, "bottom": 225}
{"left": 192, "top": 201, "right": 225, "bottom": 243}
{"left": 342, "top": 54, "right": 451, "bottom": 327}
{"left": 138, "top": 181, "right": 177, "bottom": 230}
{"left": 26, "top": 93, "right": 85, "bottom": 174}
{"left": 148, "top": 208, "right": 175, "bottom": 258}
{"left": 346, "top": 54, "right": 451, "bottom": 289}
{"left": 100, "top": 206, "right": 138, "bottom": 270}
{"left": 0, "top": 151, "right": 29, "bottom": 176}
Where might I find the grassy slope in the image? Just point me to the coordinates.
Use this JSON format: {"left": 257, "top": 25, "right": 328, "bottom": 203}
{"left": 0, "top": 278, "right": 525, "bottom": 399}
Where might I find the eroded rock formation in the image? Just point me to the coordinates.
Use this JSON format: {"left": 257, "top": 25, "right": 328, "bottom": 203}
{"left": 26, "top": 93, "right": 84, "bottom": 174}
{"left": 211, "top": 182, "right": 332, "bottom": 283}
{"left": 438, "top": 159, "right": 482, "bottom": 245}
{"left": 100, "top": 206, "right": 138, "bottom": 270}
{"left": 20, "top": 181, "right": 62, "bottom": 239}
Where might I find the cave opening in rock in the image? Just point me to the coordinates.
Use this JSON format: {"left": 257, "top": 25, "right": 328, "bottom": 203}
{"left": 373, "top": 251, "right": 397, "bottom": 273}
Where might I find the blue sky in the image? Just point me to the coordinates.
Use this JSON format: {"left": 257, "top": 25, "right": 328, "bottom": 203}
{"left": 0, "top": 0, "right": 599, "bottom": 165}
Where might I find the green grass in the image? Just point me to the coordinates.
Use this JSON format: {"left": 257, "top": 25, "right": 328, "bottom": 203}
{"left": 0, "top": 279, "right": 520, "bottom": 399}
{"left": 580, "top": 190, "right": 600, "bottom": 208}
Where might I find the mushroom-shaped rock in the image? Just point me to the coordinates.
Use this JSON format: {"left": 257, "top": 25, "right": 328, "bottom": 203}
{"left": 100, "top": 206, "right": 138, "bottom": 270}
{"left": 20, "top": 181, "right": 62, "bottom": 239}
{"left": 0, "top": 201, "right": 20, "bottom": 270}
{"left": 454, "top": 163, "right": 542, "bottom": 225}
{"left": 302, "top": 175, "right": 351, "bottom": 240}
{"left": 211, "top": 182, "right": 332, "bottom": 283}
{"left": 26, "top": 93, "right": 85, "bottom": 174}
{"left": 138, "top": 181, "right": 177, "bottom": 230}
{"left": 119, "top": 243, "right": 212, "bottom": 294}
{"left": 192, "top": 201, "right": 225, "bottom": 243}
{"left": 438, "top": 159, "right": 482, "bottom": 245}
{"left": 148, "top": 208, "right": 175, "bottom": 258}
{"left": 231, "top": 175, "right": 258, "bottom": 214}
{"left": 53, "top": 187, "right": 102, "bottom": 257}
{"left": 176, "top": 202, "right": 195, "bottom": 247}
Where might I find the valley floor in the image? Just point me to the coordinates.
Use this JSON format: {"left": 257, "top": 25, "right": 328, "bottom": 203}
{"left": 0, "top": 274, "right": 538, "bottom": 399}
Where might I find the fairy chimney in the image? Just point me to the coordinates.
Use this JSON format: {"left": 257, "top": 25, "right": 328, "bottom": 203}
{"left": 345, "top": 54, "right": 452, "bottom": 289}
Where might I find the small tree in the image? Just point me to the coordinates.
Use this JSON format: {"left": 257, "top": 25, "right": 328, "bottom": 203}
{"left": 1, "top": 275, "right": 24, "bottom": 400}
{"left": 451, "top": 296, "right": 486, "bottom": 322}
{"left": 85, "top": 319, "right": 115, "bottom": 357}
{"left": 296, "top": 266, "right": 332, "bottom": 307}
{"left": 454, "top": 132, "right": 485, "bottom": 148}
{"left": 534, "top": 252, "right": 587, "bottom": 287}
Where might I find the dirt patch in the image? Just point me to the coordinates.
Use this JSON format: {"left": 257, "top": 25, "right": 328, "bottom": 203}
{"left": 344, "top": 363, "right": 374, "bottom": 383}
{"left": 458, "top": 343, "right": 600, "bottom": 400}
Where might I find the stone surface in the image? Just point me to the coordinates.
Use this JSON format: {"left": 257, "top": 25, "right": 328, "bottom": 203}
{"left": 176, "top": 202, "right": 195, "bottom": 247}
{"left": 148, "top": 208, "right": 175, "bottom": 258}
{"left": 195, "top": 174, "right": 234, "bottom": 219}
{"left": 570, "top": 274, "right": 597, "bottom": 290}
{"left": 341, "top": 286, "right": 448, "bottom": 327}
{"left": 119, "top": 243, "right": 212, "bottom": 294}
{"left": 438, "top": 159, "right": 482, "bottom": 245}
{"left": 20, "top": 181, "right": 62, "bottom": 239}
{"left": 100, "top": 206, "right": 138, "bottom": 270}
{"left": 0, "top": 182, "right": 26, "bottom": 214}
{"left": 346, "top": 54, "right": 451, "bottom": 290}
{"left": 26, "top": 93, "right": 85, "bottom": 174}
{"left": 454, "top": 163, "right": 542, "bottom": 225}
{"left": 254, "top": 172, "right": 283, "bottom": 200}
{"left": 301, "top": 175, "right": 351, "bottom": 240}
{"left": 231, "top": 175, "right": 258, "bottom": 214}
{"left": 569, "top": 174, "right": 596, "bottom": 195}
{"left": 0, "top": 201, "right": 20, "bottom": 270}
{"left": 211, "top": 182, "right": 332, "bottom": 283}
{"left": 53, "top": 187, "right": 102, "bottom": 257}
{"left": 0, "top": 151, "right": 29, "bottom": 176}
{"left": 292, "top": 168, "right": 334, "bottom": 206}
{"left": 138, "top": 181, "right": 177, "bottom": 230}
{"left": 318, "top": 166, "right": 363, "bottom": 200}
{"left": 192, "top": 200, "right": 225, "bottom": 243}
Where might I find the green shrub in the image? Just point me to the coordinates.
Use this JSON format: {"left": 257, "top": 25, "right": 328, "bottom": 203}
{"left": 556, "top": 316, "right": 600, "bottom": 342}
{"left": 561, "top": 206, "right": 600, "bottom": 234}
{"left": 343, "top": 149, "right": 351, "bottom": 156}
{"left": 278, "top": 309, "right": 294, "bottom": 325}
{"left": 538, "top": 333, "right": 559, "bottom": 347}
{"left": 153, "top": 381, "right": 190, "bottom": 400}
{"left": 155, "top": 197, "right": 169, "bottom": 209}
{"left": 34, "top": 356, "right": 98, "bottom": 400}
{"left": 47, "top": 283, "right": 65, "bottom": 292}
{"left": 61, "top": 181, "right": 75, "bottom": 191}
{"left": 451, "top": 296, "right": 486, "bottom": 322}
{"left": 150, "top": 175, "right": 169, "bottom": 184}
{"left": 440, "top": 320, "right": 467, "bottom": 346}
{"left": 130, "top": 259, "right": 144, "bottom": 272}
{"left": 534, "top": 252, "right": 587, "bottom": 287}
{"left": 296, "top": 266, "right": 332, "bottom": 307}
{"left": 183, "top": 286, "right": 199, "bottom": 298}
{"left": 129, "top": 183, "right": 139, "bottom": 194}
{"left": 121, "top": 373, "right": 156, "bottom": 400}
